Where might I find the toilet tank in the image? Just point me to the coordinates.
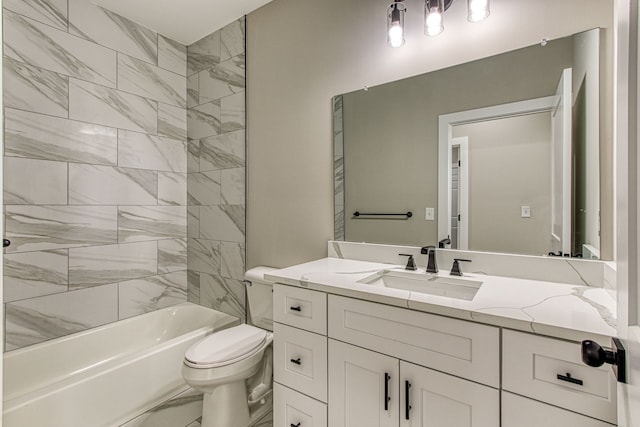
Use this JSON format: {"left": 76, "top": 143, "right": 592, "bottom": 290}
{"left": 244, "top": 267, "right": 278, "bottom": 332}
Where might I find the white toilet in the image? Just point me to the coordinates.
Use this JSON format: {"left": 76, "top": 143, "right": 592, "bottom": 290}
{"left": 182, "top": 267, "right": 277, "bottom": 427}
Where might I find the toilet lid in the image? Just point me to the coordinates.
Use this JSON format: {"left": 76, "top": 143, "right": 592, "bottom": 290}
{"left": 185, "top": 324, "right": 267, "bottom": 367}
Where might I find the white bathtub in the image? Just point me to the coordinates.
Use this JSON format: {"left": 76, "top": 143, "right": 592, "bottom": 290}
{"left": 3, "top": 302, "right": 239, "bottom": 427}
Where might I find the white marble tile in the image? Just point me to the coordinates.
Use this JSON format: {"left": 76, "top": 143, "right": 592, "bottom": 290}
{"left": 221, "top": 19, "right": 245, "bottom": 62}
{"left": 158, "top": 239, "right": 187, "bottom": 274}
{"left": 187, "top": 74, "right": 199, "bottom": 108}
{"left": 68, "top": 0, "right": 157, "bottom": 64}
{"left": 4, "top": 10, "right": 117, "bottom": 87}
{"left": 4, "top": 249, "right": 68, "bottom": 303}
{"left": 334, "top": 205, "right": 345, "bottom": 241}
{"left": 118, "top": 206, "right": 187, "bottom": 243}
{"left": 69, "top": 164, "right": 157, "bottom": 205}
{"left": 158, "top": 35, "right": 187, "bottom": 77}
{"left": 4, "top": 157, "right": 67, "bottom": 205}
{"left": 118, "top": 54, "right": 186, "bottom": 108}
{"left": 221, "top": 242, "right": 245, "bottom": 281}
{"left": 119, "top": 388, "right": 202, "bottom": 427}
{"left": 199, "top": 205, "right": 245, "bottom": 243}
{"left": 5, "top": 108, "right": 118, "bottom": 165}
{"left": 4, "top": 0, "right": 68, "bottom": 31}
{"left": 187, "top": 206, "right": 200, "bottom": 238}
{"left": 187, "top": 30, "right": 220, "bottom": 76}
{"left": 187, "top": 270, "right": 200, "bottom": 303}
{"left": 159, "top": 172, "right": 187, "bottom": 206}
{"left": 5, "top": 205, "right": 117, "bottom": 253}
{"left": 187, "top": 238, "right": 220, "bottom": 275}
{"left": 118, "top": 130, "right": 187, "bottom": 173}
{"left": 221, "top": 167, "right": 245, "bottom": 205}
{"left": 199, "top": 273, "right": 245, "bottom": 319}
{"left": 69, "top": 241, "right": 157, "bottom": 288}
{"left": 158, "top": 103, "right": 187, "bottom": 140}
{"left": 69, "top": 79, "right": 157, "bottom": 134}
{"left": 118, "top": 271, "right": 187, "bottom": 319}
{"left": 3, "top": 58, "right": 68, "bottom": 118}
{"left": 188, "top": 171, "right": 221, "bottom": 205}
{"left": 5, "top": 283, "right": 118, "bottom": 350}
{"left": 198, "top": 55, "right": 244, "bottom": 103}
{"left": 221, "top": 92, "right": 245, "bottom": 133}
{"left": 188, "top": 139, "right": 200, "bottom": 173}
{"left": 334, "top": 156, "right": 344, "bottom": 208}
{"left": 199, "top": 130, "right": 245, "bottom": 171}
{"left": 187, "top": 101, "right": 220, "bottom": 139}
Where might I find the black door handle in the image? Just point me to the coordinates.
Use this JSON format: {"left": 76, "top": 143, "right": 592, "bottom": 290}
{"left": 581, "top": 338, "right": 627, "bottom": 383}
{"left": 405, "top": 380, "right": 412, "bottom": 420}
{"left": 384, "top": 372, "right": 391, "bottom": 411}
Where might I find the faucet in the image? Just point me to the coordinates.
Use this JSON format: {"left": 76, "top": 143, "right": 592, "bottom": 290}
{"left": 399, "top": 254, "right": 417, "bottom": 271}
{"left": 450, "top": 258, "right": 472, "bottom": 276}
{"left": 420, "top": 246, "right": 438, "bottom": 273}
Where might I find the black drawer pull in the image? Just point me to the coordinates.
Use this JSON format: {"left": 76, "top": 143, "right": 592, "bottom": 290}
{"left": 290, "top": 358, "right": 302, "bottom": 365}
{"left": 384, "top": 372, "right": 391, "bottom": 410}
{"left": 290, "top": 306, "right": 302, "bottom": 312}
{"left": 291, "top": 423, "right": 301, "bottom": 427}
{"left": 405, "top": 380, "right": 412, "bottom": 420}
{"left": 557, "top": 372, "right": 583, "bottom": 386}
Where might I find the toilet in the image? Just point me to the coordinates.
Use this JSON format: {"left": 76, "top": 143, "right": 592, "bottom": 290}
{"left": 182, "top": 267, "right": 277, "bottom": 427}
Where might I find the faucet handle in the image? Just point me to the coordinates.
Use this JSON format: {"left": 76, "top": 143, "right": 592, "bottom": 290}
{"left": 450, "top": 258, "right": 472, "bottom": 276}
{"left": 399, "top": 254, "right": 417, "bottom": 271}
{"left": 420, "top": 245, "right": 435, "bottom": 254}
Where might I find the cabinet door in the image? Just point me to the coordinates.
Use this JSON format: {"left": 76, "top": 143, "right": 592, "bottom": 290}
{"left": 400, "top": 361, "right": 499, "bottom": 427}
{"left": 328, "top": 339, "right": 399, "bottom": 427}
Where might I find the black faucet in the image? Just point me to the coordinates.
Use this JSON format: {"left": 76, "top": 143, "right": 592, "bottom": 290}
{"left": 450, "top": 258, "right": 472, "bottom": 276}
{"left": 420, "top": 246, "right": 438, "bottom": 273}
{"left": 438, "top": 236, "right": 451, "bottom": 248}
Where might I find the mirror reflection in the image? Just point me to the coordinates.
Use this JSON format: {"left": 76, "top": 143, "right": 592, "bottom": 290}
{"left": 334, "top": 29, "right": 611, "bottom": 259}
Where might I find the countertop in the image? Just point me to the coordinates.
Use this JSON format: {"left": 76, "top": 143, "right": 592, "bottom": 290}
{"left": 265, "top": 257, "right": 617, "bottom": 342}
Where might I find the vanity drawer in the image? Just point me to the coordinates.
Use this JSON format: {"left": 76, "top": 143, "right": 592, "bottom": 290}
{"left": 274, "top": 322, "right": 328, "bottom": 402}
{"left": 502, "top": 329, "right": 617, "bottom": 424}
{"left": 327, "top": 294, "right": 500, "bottom": 387}
{"left": 274, "top": 383, "right": 327, "bottom": 427}
{"left": 502, "top": 392, "right": 615, "bottom": 427}
{"left": 274, "top": 284, "right": 327, "bottom": 335}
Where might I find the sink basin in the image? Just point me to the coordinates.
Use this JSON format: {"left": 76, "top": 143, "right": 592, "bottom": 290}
{"left": 357, "top": 270, "right": 483, "bottom": 301}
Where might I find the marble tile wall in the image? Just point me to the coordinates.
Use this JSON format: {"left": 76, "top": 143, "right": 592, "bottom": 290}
{"left": 186, "top": 18, "right": 247, "bottom": 322}
{"left": 3, "top": 0, "right": 188, "bottom": 351}
{"left": 333, "top": 95, "right": 345, "bottom": 241}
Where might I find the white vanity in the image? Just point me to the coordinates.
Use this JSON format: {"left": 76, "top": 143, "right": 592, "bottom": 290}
{"left": 269, "top": 242, "right": 618, "bottom": 427}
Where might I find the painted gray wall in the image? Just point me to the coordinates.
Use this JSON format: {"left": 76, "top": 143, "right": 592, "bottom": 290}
{"left": 246, "top": 0, "right": 614, "bottom": 268}
{"left": 3, "top": 0, "right": 189, "bottom": 350}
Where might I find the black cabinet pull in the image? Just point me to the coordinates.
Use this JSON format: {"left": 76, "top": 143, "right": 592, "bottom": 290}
{"left": 557, "top": 372, "right": 584, "bottom": 386}
{"left": 3, "top": 239, "right": 10, "bottom": 248}
{"left": 384, "top": 372, "right": 391, "bottom": 411}
{"left": 405, "top": 380, "right": 412, "bottom": 420}
{"left": 290, "top": 358, "right": 302, "bottom": 365}
{"left": 290, "top": 306, "right": 302, "bottom": 312}
{"left": 291, "top": 423, "right": 301, "bottom": 427}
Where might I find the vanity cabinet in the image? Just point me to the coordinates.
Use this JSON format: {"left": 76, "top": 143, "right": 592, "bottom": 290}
{"left": 328, "top": 339, "right": 500, "bottom": 427}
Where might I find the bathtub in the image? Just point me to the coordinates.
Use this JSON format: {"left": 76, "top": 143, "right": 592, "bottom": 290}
{"left": 3, "top": 302, "right": 239, "bottom": 427}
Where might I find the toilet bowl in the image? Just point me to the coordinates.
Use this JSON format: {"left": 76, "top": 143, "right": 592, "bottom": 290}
{"left": 182, "top": 267, "right": 277, "bottom": 427}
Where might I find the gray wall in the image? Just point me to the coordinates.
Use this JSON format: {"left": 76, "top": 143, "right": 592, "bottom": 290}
{"left": 246, "top": 0, "right": 614, "bottom": 268}
{"left": 454, "top": 113, "right": 552, "bottom": 255}
{"left": 341, "top": 38, "right": 572, "bottom": 247}
{"left": 186, "top": 19, "right": 247, "bottom": 321}
{"left": 3, "top": 0, "right": 188, "bottom": 350}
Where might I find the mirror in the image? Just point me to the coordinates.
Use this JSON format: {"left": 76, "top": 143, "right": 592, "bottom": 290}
{"left": 334, "top": 28, "right": 612, "bottom": 259}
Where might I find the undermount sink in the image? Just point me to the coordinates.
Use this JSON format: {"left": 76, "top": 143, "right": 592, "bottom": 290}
{"left": 357, "top": 270, "right": 483, "bottom": 301}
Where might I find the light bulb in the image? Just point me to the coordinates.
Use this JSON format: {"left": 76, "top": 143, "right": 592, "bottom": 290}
{"left": 426, "top": 9, "right": 444, "bottom": 36}
{"left": 468, "top": 0, "right": 490, "bottom": 22}
{"left": 387, "top": 2, "right": 406, "bottom": 48}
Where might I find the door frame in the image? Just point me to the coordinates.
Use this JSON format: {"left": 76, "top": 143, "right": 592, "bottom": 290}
{"left": 449, "top": 137, "right": 469, "bottom": 249}
{"left": 437, "top": 96, "right": 556, "bottom": 244}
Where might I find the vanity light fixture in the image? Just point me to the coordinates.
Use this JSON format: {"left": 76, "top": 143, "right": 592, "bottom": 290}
{"left": 387, "top": 0, "right": 407, "bottom": 47}
{"left": 424, "top": 0, "right": 445, "bottom": 36}
{"left": 467, "top": 0, "right": 490, "bottom": 22}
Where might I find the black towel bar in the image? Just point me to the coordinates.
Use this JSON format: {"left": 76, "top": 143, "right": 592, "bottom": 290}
{"left": 353, "top": 211, "right": 413, "bottom": 218}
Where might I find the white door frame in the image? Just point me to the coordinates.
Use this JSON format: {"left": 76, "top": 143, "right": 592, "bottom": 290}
{"left": 437, "top": 96, "right": 556, "bottom": 244}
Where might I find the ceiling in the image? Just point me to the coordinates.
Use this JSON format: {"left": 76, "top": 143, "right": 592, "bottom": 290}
{"left": 92, "top": 0, "right": 273, "bottom": 45}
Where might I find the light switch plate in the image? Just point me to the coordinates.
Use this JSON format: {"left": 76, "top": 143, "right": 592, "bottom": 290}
{"left": 425, "top": 207, "right": 435, "bottom": 221}
{"left": 521, "top": 205, "right": 531, "bottom": 218}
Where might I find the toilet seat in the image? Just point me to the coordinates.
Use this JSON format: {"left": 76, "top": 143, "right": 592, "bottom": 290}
{"left": 184, "top": 324, "right": 268, "bottom": 369}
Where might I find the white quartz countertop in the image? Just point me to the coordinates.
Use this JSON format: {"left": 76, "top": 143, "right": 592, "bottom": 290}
{"left": 265, "top": 257, "right": 617, "bottom": 342}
